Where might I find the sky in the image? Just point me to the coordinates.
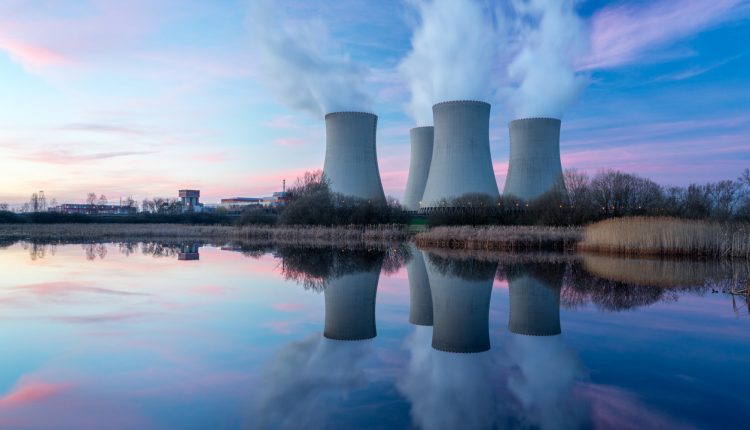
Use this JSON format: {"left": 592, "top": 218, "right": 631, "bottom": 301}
{"left": 0, "top": 0, "right": 749, "bottom": 206}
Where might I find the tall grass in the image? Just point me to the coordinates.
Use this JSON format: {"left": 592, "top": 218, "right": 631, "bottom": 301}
{"left": 0, "top": 223, "right": 408, "bottom": 247}
{"left": 580, "top": 217, "right": 750, "bottom": 259}
{"left": 414, "top": 225, "right": 581, "bottom": 252}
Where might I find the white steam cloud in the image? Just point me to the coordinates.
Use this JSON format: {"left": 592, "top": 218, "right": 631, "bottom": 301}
{"left": 399, "top": 0, "right": 498, "bottom": 126}
{"left": 507, "top": 0, "right": 588, "bottom": 119}
{"left": 247, "top": 0, "right": 371, "bottom": 117}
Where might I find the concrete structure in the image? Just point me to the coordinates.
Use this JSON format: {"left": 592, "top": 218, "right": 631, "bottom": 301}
{"left": 178, "top": 243, "right": 200, "bottom": 261}
{"left": 406, "top": 245, "right": 432, "bottom": 326}
{"left": 420, "top": 101, "right": 499, "bottom": 208}
{"left": 425, "top": 254, "right": 496, "bottom": 353}
{"left": 503, "top": 118, "right": 566, "bottom": 201}
{"left": 179, "top": 189, "right": 200, "bottom": 207}
{"left": 507, "top": 265, "right": 564, "bottom": 336}
{"left": 323, "top": 112, "right": 385, "bottom": 204}
{"left": 323, "top": 266, "right": 381, "bottom": 341}
{"left": 402, "top": 126, "right": 434, "bottom": 211}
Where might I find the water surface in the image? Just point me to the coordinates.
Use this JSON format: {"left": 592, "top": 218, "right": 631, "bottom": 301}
{"left": 0, "top": 241, "right": 748, "bottom": 429}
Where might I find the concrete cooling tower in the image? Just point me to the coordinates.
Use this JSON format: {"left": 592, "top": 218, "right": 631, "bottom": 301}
{"left": 425, "top": 255, "right": 496, "bottom": 353}
{"left": 420, "top": 101, "right": 499, "bottom": 208}
{"left": 508, "top": 269, "right": 562, "bottom": 336}
{"left": 323, "top": 267, "right": 381, "bottom": 341}
{"left": 406, "top": 245, "right": 433, "bottom": 326}
{"left": 323, "top": 112, "right": 386, "bottom": 204}
{"left": 503, "top": 118, "right": 566, "bottom": 201}
{"left": 402, "top": 126, "right": 434, "bottom": 211}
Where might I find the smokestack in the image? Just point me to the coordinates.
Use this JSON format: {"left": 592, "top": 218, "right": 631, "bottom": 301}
{"left": 420, "top": 101, "right": 499, "bottom": 208}
{"left": 507, "top": 268, "right": 563, "bottom": 336}
{"left": 406, "top": 245, "right": 433, "bottom": 326}
{"left": 425, "top": 254, "right": 496, "bottom": 353}
{"left": 323, "top": 268, "right": 380, "bottom": 341}
{"left": 503, "top": 118, "right": 566, "bottom": 201}
{"left": 323, "top": 112, "right": 386, "bottom": 204}
{"left": 402, "top": 126, "right": 434, "bottom": 211}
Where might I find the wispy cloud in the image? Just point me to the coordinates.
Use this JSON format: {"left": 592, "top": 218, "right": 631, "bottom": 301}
{"left": 15, "top": 150, "right": 155, "bottom": 164}
{"left": 580, "top": 0, "right": 743, "bottom": 70}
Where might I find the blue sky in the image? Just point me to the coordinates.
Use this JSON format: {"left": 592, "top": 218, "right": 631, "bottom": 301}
{"left": 0, "top": 0, "right": 748, "bottom": 206}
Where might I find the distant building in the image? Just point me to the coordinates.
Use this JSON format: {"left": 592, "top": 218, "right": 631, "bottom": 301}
{"left": 50, "top": 204, "right": 137, "bottom": 216}
{"left": 179, "top": 189, "right": 205, "bottom": 213}
{"left": 219, "top": 192, "right": 289, "bottom": 212}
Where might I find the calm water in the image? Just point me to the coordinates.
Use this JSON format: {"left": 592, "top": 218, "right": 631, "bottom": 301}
{"left": 0, "top": 241, "right": 748, "bottom": 430}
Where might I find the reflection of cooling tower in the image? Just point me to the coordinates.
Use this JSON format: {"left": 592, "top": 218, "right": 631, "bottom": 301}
{"left": 426, "top": 257, "right": 495, "bottom": 353}
{"left": 323, "top": 268, "right": 380, "bottom": 341}
{"left": 323, "top": 112, "right": 386, "bottom": 203}
{"left": 420, "top": 101, "right": 499, "bottom": 208}
{"left": 402, "top": 126, "right": 434, "bottom": 211}
{"left": 406, "top": 246, "right": 432, "bottom": 326}
{"left": 508, "top": 275, "right": 562, "bottom": 336}
{"left": 504, "top": 118, "right": 565, "bottom": 201}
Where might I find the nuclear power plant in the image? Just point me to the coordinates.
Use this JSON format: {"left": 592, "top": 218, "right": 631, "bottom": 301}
{"left": 406, "top": 245, "right": 433, "bottom": 326}
{"left": 323, "top": 112, "right": 386, "bottom": 204}
{"left": 425, "top": 254, "right": 496, "bottom": 353}
{"left": 503, "top": 118, "right": 566, "bottom": 201}
{"left": 402, "top": 127, "right": 434, "bottom": 211}
{"left": 507, "top": 264, "right": 564, "bottom": 336}
{"left": 323, "top": 266, "right": 381, "bottom": 341}
{"left": 420, "top": 101, "right": 499, "bottom": 208}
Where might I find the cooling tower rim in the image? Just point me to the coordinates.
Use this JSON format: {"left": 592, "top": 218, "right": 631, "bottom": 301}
{"left": 323, "top": 333, "right": 377, "bottom": 341}
{"left": 432, "top": 99, "right": 491, "bottom": 109}
{"left": 325, "top": 111, "right": 377, "bottom": 119}
{"left": 507, "top": 326, "right": 562, "bottom": 337}
{"left": 410, "top": 125, "right": 434, "bottom": 131}
{"left": 431, "top": 344, "right": 491, "bottom": 354}
{"left": 508, "top": 117, "right": 561, "bottom": 126}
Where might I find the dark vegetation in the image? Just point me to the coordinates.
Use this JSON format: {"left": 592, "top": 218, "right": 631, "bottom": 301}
{"left": 2, "top": 168, "right": 749, "bottom": 228}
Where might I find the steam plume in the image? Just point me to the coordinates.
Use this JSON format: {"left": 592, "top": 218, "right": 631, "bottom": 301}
{"left": 399, "top": 0, "right": 498, "bottom": 125}
{"left": 247, "top": 0, "right": 371, "bottom": 117}
{"left": 507, "top": 0, "right": 588, "bottom": 119}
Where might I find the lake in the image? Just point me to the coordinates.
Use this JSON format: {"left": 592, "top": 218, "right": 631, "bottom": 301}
{"left": 0, "top": 241, "right": 748, "bottom": 429}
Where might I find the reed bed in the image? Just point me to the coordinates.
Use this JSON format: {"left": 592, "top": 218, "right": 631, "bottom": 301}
{"left": 0, "top": 223, "right": 409, "bottom": 247}
{"left": 414, "top": 225, "right": 581, "bottom": 252}
{"left": 580, "top": 217, "right": 750, "bottom": 259}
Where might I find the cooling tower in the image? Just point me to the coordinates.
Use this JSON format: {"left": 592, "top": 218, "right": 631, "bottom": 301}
{"left": 420, "top": 101, "right": 499, "bottom": 208}
{"left": 507, "top": 268, "right": 563, "bottom": 336}
{"left": 426, "top": 254, "right": 496, "bottom": 353}
{"left": 406, "top": 245, "right": 433, "bottom": 326}
{"left": 402, "top": 126, "right": 434, "bottom": 211}
{"left": 323, "top": 268, "right": 380, "bottom": 341}
{"left": 323, "top": 112, "right": 386, "bottom": 204}
{"left": 503, "top": 118, "right": 566, "bottom": 201}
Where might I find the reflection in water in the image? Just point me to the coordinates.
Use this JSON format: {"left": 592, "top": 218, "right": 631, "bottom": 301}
{"left": 406, "top": 245, "right": 432, "bottom": 326}
{"left": 249, "top": 335, "right": 373, "bottom": 429}
{"left": 323, "top": 259, "right": 381, "bottom": 340}
{"left": 505, "top": 262, "right": 587, "bottom": 430}
{"left": 426, "top": 253, "right": 497, "bottom": 353}
{"left": 178, "top": 243, "right": 200, "bottom": 261}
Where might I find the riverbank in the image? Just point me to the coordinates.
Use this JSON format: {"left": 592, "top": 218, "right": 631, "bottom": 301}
{"left": 413, "top": 225, "right": 581, "bottom": 252}
{"left": 0, "top": 224, "right": 409, "bottom": 247}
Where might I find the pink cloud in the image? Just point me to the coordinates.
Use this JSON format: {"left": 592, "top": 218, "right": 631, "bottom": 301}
{"left": 0, "top": 379, "right": 69, "bottom": 409}
{"left": 275, "top": 138, "right": 306, "bottom": 147}
{"left": 581, "top": 0, "right": 742, "bottom": 70}
{"left": 0, "top": 37, "right": 70, "bottom": 69}
{"left": 273, "top": 302, "right": 305, "bottom": 312}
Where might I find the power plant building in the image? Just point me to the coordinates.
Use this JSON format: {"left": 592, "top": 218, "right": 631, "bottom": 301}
{"left": 323, "top": 112, "right": 386, "bottom": 204}
{"left": 402, "top": 126, "right": 434, "bottom": 211}
{"left": 420, "top": 101, "right": 499, "bottom": 208}
{"left": 503, "top": 118, "right": 566, "bottom": 201}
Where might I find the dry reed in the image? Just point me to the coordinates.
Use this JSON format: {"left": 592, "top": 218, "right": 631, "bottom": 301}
{"left": 0, "top": 224, "right": 408, "bottom": 247}
{"left": 414, "top": 225, "right": 581, "bottom": 252}
{"left": 579, "top": 217, "right": 750, "bottom": 259}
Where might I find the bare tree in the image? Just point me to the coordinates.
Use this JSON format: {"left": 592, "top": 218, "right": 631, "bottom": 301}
{"left": 0, "top": 202, "right": 8, "bottom": 211}
{"left": 98, "top": 194, "right": 108, "bottom": 205}
{"left": 86, "top": 193, "right": 97, "bottom": 205}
